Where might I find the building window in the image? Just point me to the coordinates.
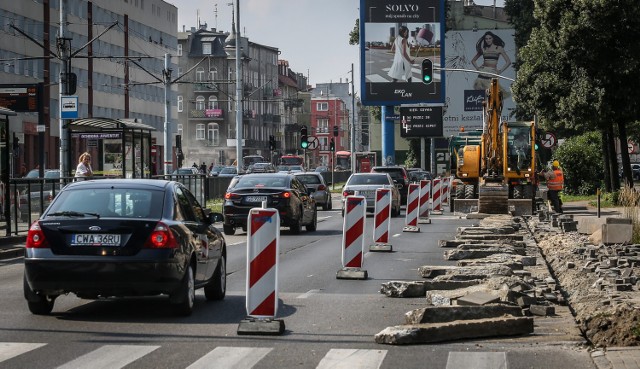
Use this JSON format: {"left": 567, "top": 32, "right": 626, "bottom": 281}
{"left": 317, "top": 118, "right": 328, "bottom": 133}
{"left": 177, "top": 67, "right": 183, "bottom": 76}
{"left": 208, "top": 123, "right": 219, "bottom": 146}
{"left": 177, "top": 123, "right": 183, "bottom": 137}
{"left": 195, "top": 96, "right": 205, "bottom": 110}
{"left": 317, "top": 102, "right": 328, "bottom": 111}
{"left": 177, "top": 44, "right": 182, "bottom": 56}
{"left": 208, "top": 96, "right": 218, "bottom": 109}
{"left": 202, "top": 42, "right": 211, "bottom": 55}
{"left": 195, "top": 67, "right": 204, "bottom": 81}
{"left": 320, "top": 137, "right": 328, "bottom": 149}
{"left": 177, "top": 95, "right": 183, "bottom": 112}
{"left": 196, "top": 124, "right": 205, "bottom": 140}
{"left": 208, "top": 67, "right": 217, "bottom": 81}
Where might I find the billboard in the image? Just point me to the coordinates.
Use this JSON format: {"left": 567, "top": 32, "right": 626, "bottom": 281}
{"left": 360, "top": 0, "right": 445, "bottom": 106}
{"left": 443, "top": 29, "right": 517, "bottom": 136}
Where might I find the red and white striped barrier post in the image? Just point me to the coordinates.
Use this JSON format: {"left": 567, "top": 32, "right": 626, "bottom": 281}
{"left": 431, "top": 178, "right": 443, "bottom": 214}
{"left": 441, "top": 177, "right": 450, "bottom": 206}
{"left": 403, "top": 183, "right": 420, "bottom": 232}
{"left": 337, "top": 195, "right": 368, "bottom": 279}
{"left": 238, "top": 206, "right": 285, "bottom": 335}
{"left": 418, "top": 179, "right": 431, "bottom": 224}
{"left": 370, "top": 188, "right": 392, "bottom": 252}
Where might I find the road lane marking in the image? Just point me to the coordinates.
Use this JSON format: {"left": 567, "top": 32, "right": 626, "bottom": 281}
{"left": 317, "top": 349, "right": 387, "bottom": 369}
{"left": 57, "top": 345, "right": 159, "bottom": 369}
{"left": 392, "top": 233, "right": 401, "bottom": 238}
{"left": 297, "top": 289, "right": 321, "bottom": 299}
{"left": 187, "top": 346, "right": 272, "bottom": 369}
{"left": 445, "top": 352, "right": 507, "bottom": 369}
{"left": 0, "top": 342, "right": 46, "bottom": 362}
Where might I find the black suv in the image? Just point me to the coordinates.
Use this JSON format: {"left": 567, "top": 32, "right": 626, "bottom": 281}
{"left": 370, "top": 166, "right": 409, "bottom": 204}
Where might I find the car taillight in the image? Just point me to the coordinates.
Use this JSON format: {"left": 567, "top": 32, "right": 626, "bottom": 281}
{"left": 225, "top": 192, "right": 240, "bottom": 200}
{"left": 144, "top": 222, "right": 178, "bottom": 249}
{"left": 279, "top": 191, "right": 291, "bottom": 199}
{"left": 343, "top": 190, "right": 354, "bottom": 197}
{"left": 26, "top": 221, "right": 49, "bottom": 249}
{"left": 317, "top": 185, "right": 326, "bottom": 191}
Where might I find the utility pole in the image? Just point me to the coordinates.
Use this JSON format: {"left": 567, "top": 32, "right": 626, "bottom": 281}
{"left": 234, "top": 0, "right": 243, "bottom": 174}
{"left": 58, "top": 0, "right": 70, "bottom": 176}
{"left": 163, "top": 54, "right": 173, "bottom": 175}
{"left": 350, "top": 63, "right": 356, "bottom": 171}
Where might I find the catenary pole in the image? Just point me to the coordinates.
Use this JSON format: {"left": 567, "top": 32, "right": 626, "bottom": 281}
{"left": 163, "top": 53, "right": 172, "bottom": 175}
{"left": 59, "top": 0, "right": 69, "bottom": 176}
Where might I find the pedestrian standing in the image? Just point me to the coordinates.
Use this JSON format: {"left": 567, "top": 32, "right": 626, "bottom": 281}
{"left": 75, "top": 152, "right": 93, "bottom": 178}
{"left": 542, "top": 160, "right": 564, "bottom": 213}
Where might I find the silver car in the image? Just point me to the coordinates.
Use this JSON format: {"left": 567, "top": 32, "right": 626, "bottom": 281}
{"left": 294, "top": 172, "right": 332, "bottom": 210}
{"left": 341, "top": 173, "right": 401, "bottom": 217}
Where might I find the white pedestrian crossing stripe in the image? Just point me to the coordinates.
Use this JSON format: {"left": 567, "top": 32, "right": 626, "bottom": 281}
{"left": 316, "top": 349, "right": 387, "bottom": 369}
{"left": 0, "top": 342, "right": 509, "bottom": 369}
{"left": 56, "top": 345, "right": 160, "bottom": 369}
{"left": 445, "top": 351, "right": 507, "bottom": 369}
{"left": 186, "top": 346, "right": 272, "bottom": 369}
{"left": 0, "top": 342, "right": 46, "bottom": 362}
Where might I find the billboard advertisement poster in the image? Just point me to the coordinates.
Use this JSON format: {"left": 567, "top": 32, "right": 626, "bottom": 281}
{"left": 360, "top": 0, "right": 445, "bottom": 106}
{"left": 443, "top": 29, "right": 517, "bottom": 136}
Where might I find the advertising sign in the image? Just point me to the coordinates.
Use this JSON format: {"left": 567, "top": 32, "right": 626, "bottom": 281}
{"left": 360, "top": 0, "right": 445, "bottom": 106}
{"left": 400, "top": 106, "right": 443, "bottom": 137}
{"left": 443, "top": 29, "right": 516, "bottom": 136}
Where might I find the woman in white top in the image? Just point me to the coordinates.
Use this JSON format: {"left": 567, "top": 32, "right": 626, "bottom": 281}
{"left": 387, "top": 26, "right": 414, "bottom": 82}
{"left": 75, "top": 152, "right": 93, "bottom": 177}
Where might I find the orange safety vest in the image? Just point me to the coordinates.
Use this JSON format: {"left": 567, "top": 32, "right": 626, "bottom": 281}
{"left": 547, "top": 169, "right": 564, "bottom": 190}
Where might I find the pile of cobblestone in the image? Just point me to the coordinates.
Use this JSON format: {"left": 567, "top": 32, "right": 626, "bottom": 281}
{"left": 531, "top": 218, "right": 640, "bottom": 347}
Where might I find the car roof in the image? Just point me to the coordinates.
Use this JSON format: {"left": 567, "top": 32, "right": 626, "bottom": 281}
{"left": 63, "top": 179, "right": 171, "bottom": 191}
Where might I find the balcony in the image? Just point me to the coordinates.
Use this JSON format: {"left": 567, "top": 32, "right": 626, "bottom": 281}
{"left": 189, "top": 109, "right": 225, "bottom": 120}
{"left": 193, "top": 82, "right": 219, "bottom": 93}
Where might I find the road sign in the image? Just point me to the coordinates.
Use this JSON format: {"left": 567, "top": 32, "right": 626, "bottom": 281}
{"left": 60, "top": 96, "right": 79, "bottom": 119}
{"left": 541, "top": 132, "right": 557, "bottom": 149}
{"left": 307, "top": 136, "right": 319, "bottom": 150}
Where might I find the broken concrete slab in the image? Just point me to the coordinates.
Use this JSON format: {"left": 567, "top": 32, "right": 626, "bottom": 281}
{"left": 455, "top": 291, "right": 501, "bottom": 306}
{"left": 445, "top": 247, "right": 524, "bottom": 261}
{"left": 529, "top": 304, "right": 556, "bottom": 316}
{"left": 405, "top": 304, "right": 523, "bottom": 324}
{"left": 418, "top": 265, "right": 514, "bottom": 280}
{"left": 374, "top": 317, "right": 534, "bottom": 344}
{"left": 380, "top": 281, "right": 426, "bottom": 298}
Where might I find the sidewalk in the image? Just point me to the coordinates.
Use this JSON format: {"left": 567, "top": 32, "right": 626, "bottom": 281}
{"left": 0, "top": 233, "right": 25, "bottom": 259}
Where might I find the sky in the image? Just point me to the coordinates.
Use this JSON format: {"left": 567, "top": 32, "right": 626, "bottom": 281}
{"left": 167, "top": 0, "right": 506, "bottom": 92}
{"left": 169, "top": 0, "right": 361, "bottom": 89}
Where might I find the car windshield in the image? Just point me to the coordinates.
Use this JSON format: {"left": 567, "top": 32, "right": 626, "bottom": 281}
{"left": 220, "top": 167, "right": 237, "bottom": 174}
{"left": 296, "top": 174, "right": 321, "bottom": 185}
{"left": 374, "top": 169, "right": 403, "bottom": 181}
{"left": 290, "top": 166, "right": 303, "bottom": 171}
{"left": 277, "top": 165, "right": 289, "bottom": 171}
{"left": 234, "top": 176, "right": 288, "bottom": 188}
{"left": 25, "top": 169, "right": 40, "bottom": 178}
{"left": 47, "top": 188, "right": 165, "bottom": 218}
{"left": 348, "top": 175, "right": 390, "bottom": 185}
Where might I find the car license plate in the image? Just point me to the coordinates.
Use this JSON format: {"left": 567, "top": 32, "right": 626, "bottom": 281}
{"left": 359, "top": 190, "right": 375, "bottom": 197}
{"left": 71, "top": 233, "right": 121, "bottom": 246}
{"left": 245, "top": 196, "right": 268, "bottom": 203}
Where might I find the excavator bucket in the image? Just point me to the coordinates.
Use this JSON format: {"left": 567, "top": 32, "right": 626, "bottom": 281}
{"left": 477, "top": 182, "right": 509, "bottom": 214}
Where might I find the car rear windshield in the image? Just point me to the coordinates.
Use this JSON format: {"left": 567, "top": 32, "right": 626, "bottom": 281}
{"left": 47, "top": 188, "right": 165, "bottom": 218}
{"left": 373, "top": 168, "right": 404, "bottom": 180}
{"left": 234, "top": 176, "right": 288, "bottom": 188}
{"left": 296, "top": 175, "right": 321, "bottom": 185}
{"left": 348, "top": 175, "right": 390, "bottom": 185}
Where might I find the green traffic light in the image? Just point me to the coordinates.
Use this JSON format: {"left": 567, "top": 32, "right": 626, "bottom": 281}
{"left": 301, "top": 141, "right": 309, "bottom": 149}
{"left": 423, "top": 75, "right": 432, "bottom": 83}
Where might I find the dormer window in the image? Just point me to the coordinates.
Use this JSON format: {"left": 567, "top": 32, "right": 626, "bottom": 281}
{"left": 202, "top": 42, "right": 212, "bottom": 55}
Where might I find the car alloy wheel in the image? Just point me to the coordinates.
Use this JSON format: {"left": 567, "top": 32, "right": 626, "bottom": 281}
{"left": 172, "top": 264, "right": 195, "bottom": 316}
{"left": 205, "top": 254, "right": 226, "bottom": 300}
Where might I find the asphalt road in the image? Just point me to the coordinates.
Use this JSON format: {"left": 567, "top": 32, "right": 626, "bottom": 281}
{"left": 0, "top": 201, "right": 599, "bottom": 369}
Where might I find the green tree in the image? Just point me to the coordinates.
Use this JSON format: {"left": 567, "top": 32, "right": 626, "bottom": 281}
{"left": 553, "top": 131, "right": 603, "bottom": 195}
{"left": 349, "top": 19, "right": 359, "bottom": 45}
{"left": 511, "top": 0, "right": 640, "bottom": 190}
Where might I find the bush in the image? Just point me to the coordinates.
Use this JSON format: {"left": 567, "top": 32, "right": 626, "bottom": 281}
{"left": 553, "top": 131, "right": 604, "bottom": 195}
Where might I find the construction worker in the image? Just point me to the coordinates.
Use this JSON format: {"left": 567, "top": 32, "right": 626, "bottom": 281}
{"left": 542, "top": 160, "right": 564, "bottom": 213}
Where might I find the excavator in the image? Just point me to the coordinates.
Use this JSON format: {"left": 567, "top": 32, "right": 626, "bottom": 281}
{"left": 452, "top": 78, "right": 537, "bottom": 214}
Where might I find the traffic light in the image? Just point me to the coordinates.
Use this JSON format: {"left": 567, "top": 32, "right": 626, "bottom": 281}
{"left": 333, "top": 125, "right": 339, "bottom": 137}
{"left": 330, "top": 138, "right": 335, "bottom": 152}
{"left": 421, "top": 59, "right": 433, "bottom": 84}
{"left": 62, "top": 72, "right": 77, "bottom": 95}
{"left": 269, "top": 135, "right": 276, "bottom": 151}
{"left": 300, "top": 126, "right": 309, "bottom": 149}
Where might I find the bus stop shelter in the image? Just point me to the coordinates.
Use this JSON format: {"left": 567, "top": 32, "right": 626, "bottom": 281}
{"left": 67, "top": 117, "right": 156, "bottom": 178}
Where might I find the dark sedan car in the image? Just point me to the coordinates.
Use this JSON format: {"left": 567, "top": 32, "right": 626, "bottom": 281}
{"left": 223, "top": 173, "right": 317, "bottom": 235}
{"left": 23, "top": 179, "right": 227, "bottom": 316}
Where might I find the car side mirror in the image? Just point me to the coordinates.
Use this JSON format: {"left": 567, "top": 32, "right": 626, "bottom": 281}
{"left": 209, "top": 212, "right": 223, "bottom": 223}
